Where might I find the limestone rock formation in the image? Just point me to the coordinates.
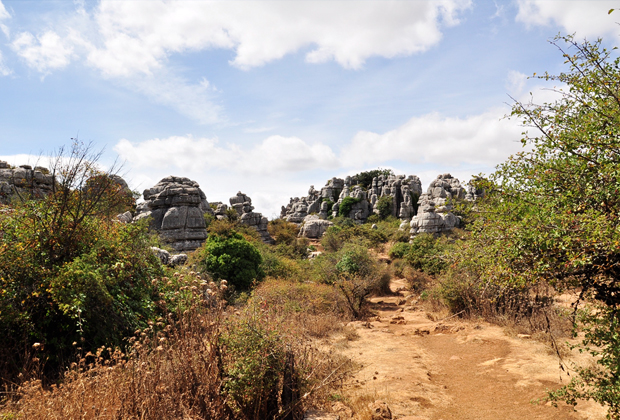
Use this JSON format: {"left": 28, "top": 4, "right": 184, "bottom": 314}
{"left": 367, "top": 174, "right": 422, "bottom": 221}
{"left": 135, "top": 176, "right": 213, "bottom": 251}
{"left": 332, "top": 182, "right": 372, "bottom": 221}
{"left": 299, "top": 215, "right": 334, "bottom": 239}
{"left": 281, "top": 173, "right": 422, "bottom": 225}
{"left": 150, "top": 246, "right": 188, "bottom": 267}
{"left": 0, "top": 161, "right": 54, "bottom": 205}
{"left": 409, "top": 174, "right": 463, "bottom": 237}
{"left": 230, "top": 191, "right": 274, "bottom": 244}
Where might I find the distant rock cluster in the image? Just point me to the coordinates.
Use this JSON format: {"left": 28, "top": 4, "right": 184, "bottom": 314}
{"left": 409, "top": 174, "right": 465, "bottom": 236}
{"left": 281, "top": 174, "right": 422, "bottom": 226}
{"left": 0, "top": 161, "right": 55, "bottom": 205}
{"left": 131, "top": 177, "right": 274, "bottom": 251}
{"left": 282, "top": 172, "right": 483, "bottom": 240}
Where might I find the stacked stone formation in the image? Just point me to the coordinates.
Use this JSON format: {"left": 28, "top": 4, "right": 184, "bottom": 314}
{"left": 281, "top": 173, "right": 423, "bottom": 227}
{"left": 230, "top": 191, "right": 274, "bottom": 244}
{"left": 134, "top": 176, "right": 213, "bottom": 251}
{"left": 367, "top": 174, "right": 422, "bottom": 221}
{"left": 0, "top": 161, "right": 55, "bottom": 205}
{"left": 409, "top": 174, "right": 463, "bottom": 237}
{"left": 206, "top": 201, "right": 229, "bottom": 220}
{"left": 331, "top": 179, "right": 371, "bottom": 221}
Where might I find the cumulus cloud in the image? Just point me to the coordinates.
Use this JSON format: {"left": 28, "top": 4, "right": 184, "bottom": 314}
{"left": 11, "top": 31, "right": 76, "bottom": 73}
{"left": 15, "top": 0, "right": 471, "bottom": 77}
{"left": 340, "top": 109, "right": 523, "bottom": 168}
{"left": 516, "top": 0, "right": 620, "bottom": 38}
{"left": 4, "top": 1, "right": 471, "bottom": 123}
{"left": 114, "top": 134, "right": 339, "bottom": 175}
{"left": 86, "top": 0, "right": 471, "bottom": 75}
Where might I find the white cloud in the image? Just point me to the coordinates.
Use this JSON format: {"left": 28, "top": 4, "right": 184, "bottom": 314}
{"left": 127, "top": 72, "right": 223, "bottom": 125}
{"left": 0, "top": 50, "right": 10, "bottom": 76}
{"left": 114, "top": 134, "right": 339, "bottom": 175}
{"left": 11, "top": 31, "right": 76, "bottom": 73}
{"left": 340, "top": 109, "right": 524, "bottom": 168}
{"left": 506, "top": 70, "right": 527, "bottom": 96}
{"left": 0, "top": 0, "right": 9, "bottom": 38}
{"left": 516, "top": 0, "right": 620, "bottom": 38}
{"left": 0, "top": 0, "right": 9, "bottom": 21}
{"left": 5, "top": 1, "right": 471, "bottom": 123}
{"left": 86, "top": 0, "right": 471, "bottom": 75}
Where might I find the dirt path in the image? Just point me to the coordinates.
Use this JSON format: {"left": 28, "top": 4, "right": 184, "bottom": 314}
{"left": 327, "top": 279, "right": 607, "bottom": 420}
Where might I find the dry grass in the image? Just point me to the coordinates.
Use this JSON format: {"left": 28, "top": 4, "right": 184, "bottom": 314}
{"left": 1, "top": 285, "right": 353, "bottom": 420}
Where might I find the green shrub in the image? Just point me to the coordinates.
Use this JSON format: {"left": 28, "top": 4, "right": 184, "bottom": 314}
{"left": 196, "top": 232, "right": 264, "bottom": 290}
{"left": 376, "top": 195, "right": 393, "bottom": 219}
{"left": 220, "top": 307, "right": 286, "bottom": 419}
{"left": 0, "top": 203, "right": 162, "bottom": 382}
{"left": 405, "top": 233, "right": 449, "bottom": 275}
{"left": 338, "top": 197, "right": 361, "bottom": 218}
{"left": 353, "top": 168, "right": 394, "bottom": 189}
{"left": 389, "top": 242, "right": 411, "bottom": 259}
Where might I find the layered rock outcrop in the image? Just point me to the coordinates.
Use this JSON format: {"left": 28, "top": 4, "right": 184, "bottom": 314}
{"left": 281, "top": 173, "right": 422, "bottom": 229}
{"left": 367, "top": 174, "right": 422, "bottom": 220}
{"left": 0, "top": 161, "right": 55, "bottom": 205}
{"left": 230, "top": 192, "right": 274, "bottom": 244}
{"left": 135, "top": 176, "right": 213, "bottom": 251}
{"left": 409, "top": 174, "right": 463, "bottom": 237}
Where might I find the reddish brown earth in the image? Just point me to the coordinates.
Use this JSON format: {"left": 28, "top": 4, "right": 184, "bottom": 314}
{"left": 323, "top": 278, "right": 607, "bottom": 420}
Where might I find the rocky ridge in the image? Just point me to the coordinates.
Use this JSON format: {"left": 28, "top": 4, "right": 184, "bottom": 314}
{"left": 0, "top": 161, "right": 55, "bottom": 205}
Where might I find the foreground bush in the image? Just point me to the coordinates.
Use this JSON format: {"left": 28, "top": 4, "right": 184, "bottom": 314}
{"left": 194, "top": 231, "right": 264, "bottom": 290}
{"left": 0, "top": 143, "right": 161, "bottom": 385}
{"left": 1, "top": 287, "right": 350, "bottom": 420}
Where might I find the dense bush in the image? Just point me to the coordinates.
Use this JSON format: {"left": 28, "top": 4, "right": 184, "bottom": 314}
{"left": 375, "top": 195, "right": 393, "bottom": 219}
{"left": 267, "top": 219, "right": 309, "bottom": 259}
{"left": 196, "top": 232, "right": 264, "bottom": 290}
{"left": 0, "top": 142, "right": 162, "bottom": 383}
{"left": 2, "top": 291, "right": 350, "bottom": 420}
{"left": 338, "top": 196, "right": 361, "bottom": 218}
{"left": 405, "top": 233, "right": 449, "bottom": 275}
{"left": 310, "top": 243, "right": 389, "bottom": 318}
{"left": 353, "top": 168, "right": 394, "bottom": 189}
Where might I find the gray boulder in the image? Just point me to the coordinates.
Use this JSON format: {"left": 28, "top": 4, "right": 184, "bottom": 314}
{"left": 299, "top": 216, "right": 334, "bottom": 239}
{"left": 135, "top": 176, "right": 213, "bottom": 251}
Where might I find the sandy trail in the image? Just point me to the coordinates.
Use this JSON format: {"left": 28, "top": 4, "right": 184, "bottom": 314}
{"left": 328, "top": 278, "right": 607, "bottom": 420}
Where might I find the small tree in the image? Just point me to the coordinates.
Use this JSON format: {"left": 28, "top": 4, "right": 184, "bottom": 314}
{"left": 461, "top": 34, "right": 620, "bottom": 417}
{"left": 197, "top": 232, "right": 264, "bottom": 290}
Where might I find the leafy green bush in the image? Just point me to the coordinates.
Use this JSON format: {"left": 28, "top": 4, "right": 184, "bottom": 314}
{"left": 376, "top": 195, "right": 393, "bottom": 219}
{"left": 405, "top": 234, "right": 449, "bottom": 275}
{"left": 0, "top": 142, "right": 163, "bottom": 384}
{"left": 196, "top": 232, "right": 264, "bottom": 290}
{"left": 353, "top": 168, "right": 394, "bottom": 189}
{"left": 0, "top": 201, "right": 162, "bottom": 383}
{"left": 220, "top": 307, "right": 286, "bottom": 419}
{"left": 338, "top": 197, "right": 361, "bottom": 218}
{"left": 310, "top": 243, "right": 389, "bottom": 318}
{"left": 389, "top": 242, "right": 411, "bottom": 259}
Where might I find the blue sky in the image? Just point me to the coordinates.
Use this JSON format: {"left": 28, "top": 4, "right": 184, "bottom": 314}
{"left": 0, "top": 0, "right": 619, "bottom": 217}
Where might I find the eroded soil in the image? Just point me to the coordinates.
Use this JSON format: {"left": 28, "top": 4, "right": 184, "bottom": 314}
{"left": 325, "top": 278, "right": 607, "bottom": 420}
